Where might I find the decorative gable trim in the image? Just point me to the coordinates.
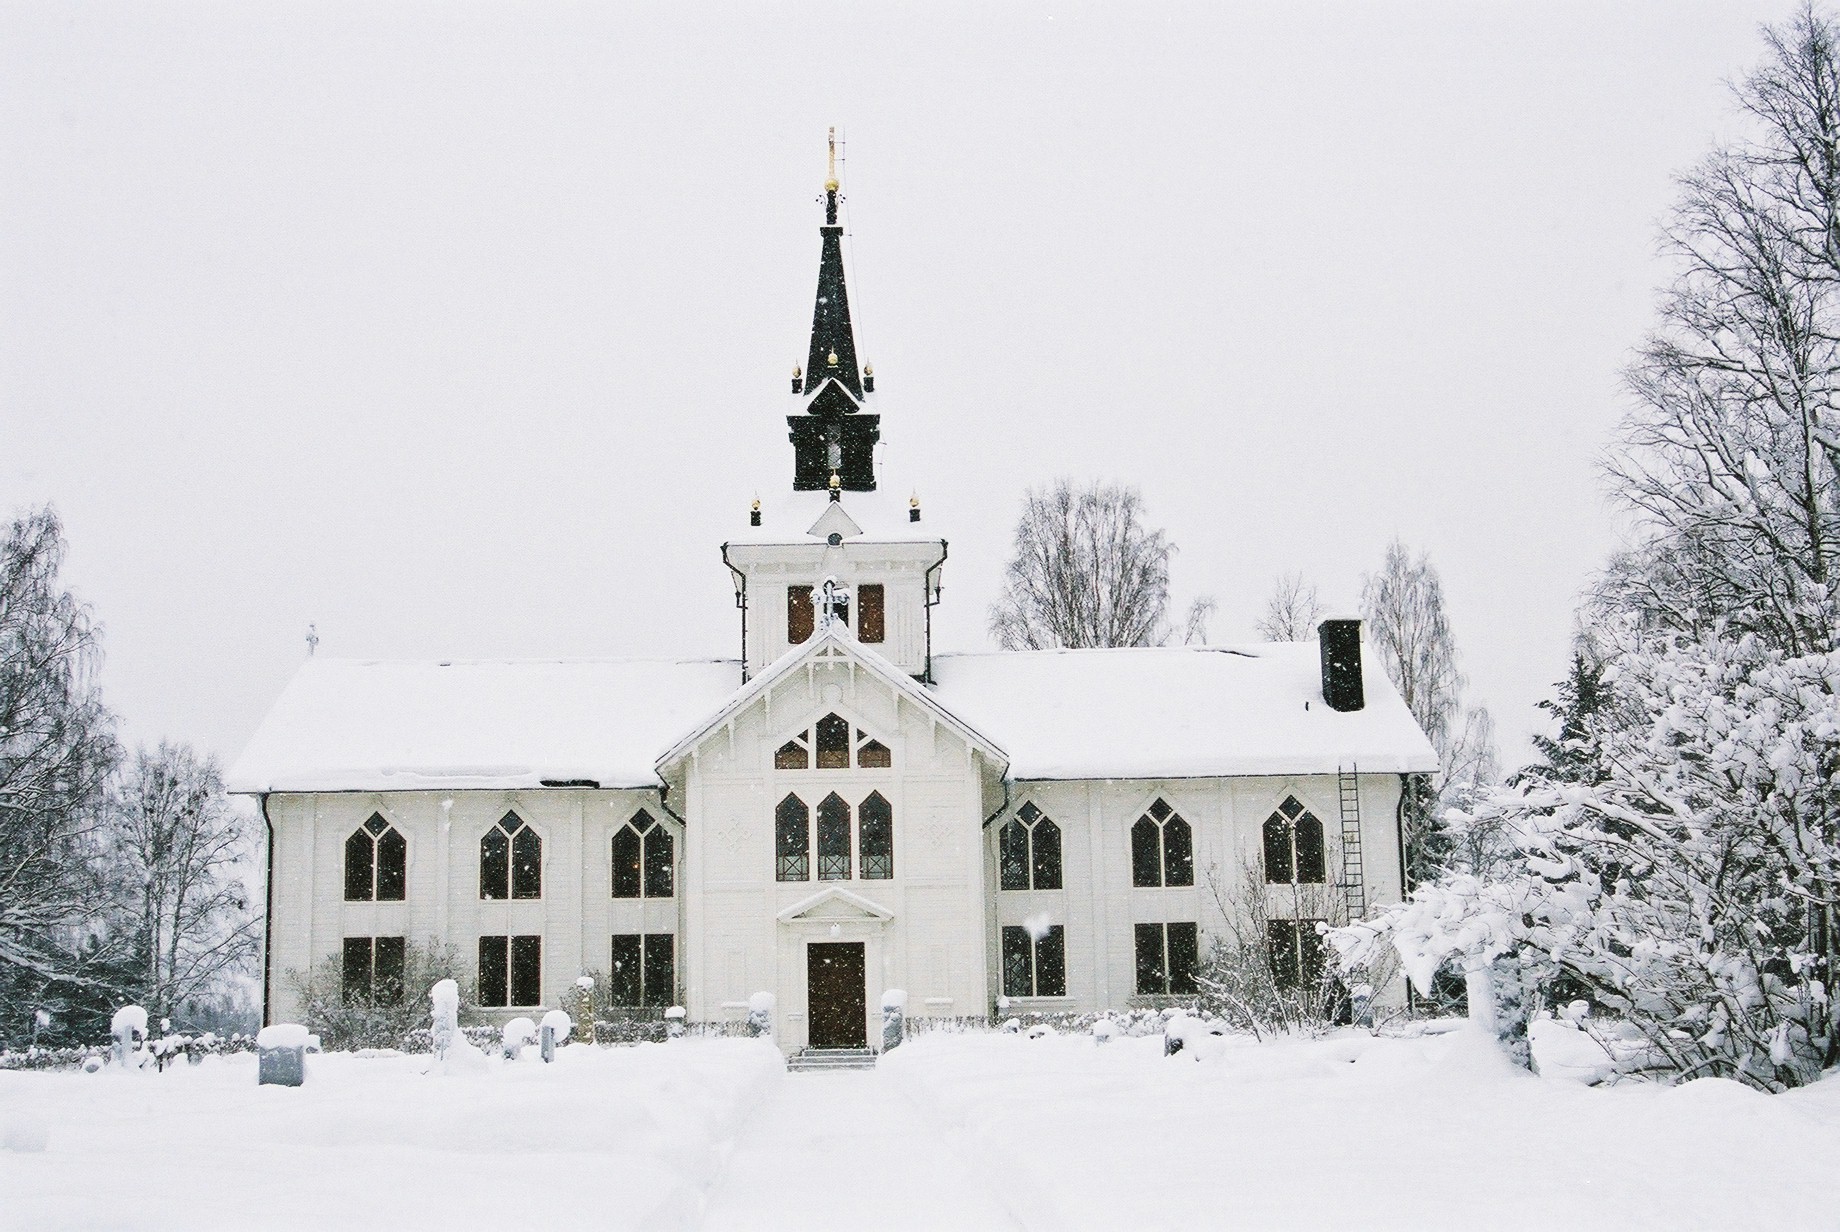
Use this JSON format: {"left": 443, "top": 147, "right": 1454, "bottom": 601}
{"left": 806, "top": 501, "right": 864, "bottom": 541}
{"left": 776, "top": 885, "right": 894, "bottom": 924}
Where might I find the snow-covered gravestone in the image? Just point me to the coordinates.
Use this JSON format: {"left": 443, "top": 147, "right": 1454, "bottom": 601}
{"left": 256, "top": 1023, "right": 310, "bottom": 1087}
{"left": 747, "top": 992, "right": 775, "bottom": 1039}
{"left": 539, "top": 1009, "right": 571, "bottom": 1063}
{"left": 880, "top": 989, "right": 906, "bottom": 1052}
{"left": 575, "top": 976, "right": 597, "bottom": 1046}
{"left": 665, "top": 1006, "right": 686, "bottom": 1040}
{"left": 1091, "top": 1019, "right": 1117, "bottom": 1045}
{"left": 430, "top": 979, "right": 460, "bottom": 1061}
{"left": 110, "top": 1005, "right": 147, "bottom": 1071}
{"left": 502, "top": 1017, "right": 538, "bottom": 1061}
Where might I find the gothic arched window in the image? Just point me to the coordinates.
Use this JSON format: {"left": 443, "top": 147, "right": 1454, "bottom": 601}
{"left": 613, "top": 809, "right": 674, "bottom": 899}
{"left": 773, "top": 714, "right": 892, "bottom": 770}
{"left": 1131, "top": 799, "right": 1193, "bottom": 888}
{"left": 815, "top": 714, "right": 851, "bottom": 769}
{"left": 1264, "top": 797, "right": 1326, "bottom": 885}
{"left": 859, "top": 792, "right": 893, "bottom": 879}
{"left": 480, "top": 812, "right": 541, "bottom": 900}
{"left": 776, "top": 794, "right": 810, "bottom": 882}
{"left": 344, "top": 813, "right": 406, "bottom": 902}
{"left": 999, "top": 803, "right": 1061, "bottom": 891}
{"left": 816, "top": 792, "right": 852, "bottom": 880}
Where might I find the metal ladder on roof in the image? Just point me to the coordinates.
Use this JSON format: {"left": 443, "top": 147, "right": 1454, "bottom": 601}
{"left": 1338, "top": 763, "right": 1367, "bottom": 923}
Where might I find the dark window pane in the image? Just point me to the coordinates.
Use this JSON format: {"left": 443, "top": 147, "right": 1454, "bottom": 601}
{"left": 644, "top": 825, "right": 675, "bottom": 898}
{"left": 857, "top": 584, "right": 885, "bottom": 643}
{"left": 480, "top": 827, "right": 510, "bottom": 900}
{"left": 1032, "top": 818, "right": 1063, "bottom": 890}
{"left": 610, "top": 934, "right": 642, "bottom": 1006}
{"left": 1163, "top": 815, "right": 1194, "bottom": 887}
{"left": 374, "top": 936, "right": 406, "bottom": 1005}
{"left": 511, "top": 824, "right": 542, "bottom": 899}
{"left": 1131, "top": 817, "right": 1162, "bottom": 887}
{"left": 342, "top": 937, "right": 373, "bottom": 1005}
{"left": 1267, "top": 921, "right": 1300, "bottom": 990}
{"left": 1135, "top": 923, "right": 1166, "bottom": 995}
{"left": 642, "top": 934, "right": 674, "bottom": 1008}
{"left": 1263, "top": 816, "right": 1293, "bottom": 884}
{"left": 1280, "top": 796, "right": 1305, "bottom": 820}
{"left": 1149, "top": 798, "right": 1172, "bottom": 822}
{"left": 856, "top": 739, "right": 891, "bottom": 769}
{"left": 1299, "top": 920, "right": 1327, "bottom": 988}
{"left": 816, "top": 714, "right": 850, "bottom": 769}
{"left": 1295, "top": 814, "right": 1326, "bottom": 884}
{"left": 999, "top": 820, "right": 1028, "bottom": 891}
{"left": 365, "top": 814, "right": 388, "bottom": 836}
{"left": 612, "top": 825, "right": 642, "bottom": 898}
{"left": 788, "top": 585, "right": 814, "bottom": 644}
{"left": 344, "top": 830, "right": 374, "bottom": 901}
{"left": 510, "top": 935, "right": 542, "bottom": 1006}
{"left": 859, "top": 792, "right": 893, "bottom": 879}
{"left": 1167, "top": 923, "right": 1199, "bottom": 995}
{"left": 1018, "top": 802, "right": 1040, "bottom": 824}
{"left": 375, "top": 828, "right": 406, "bottom": 901}
{"left": 1035, "top": 926, "right": 1066, "bottom": 997}
{"left": 1001, "top": 926, "right": 1032, "bottom": 997}
{"left": 775, "top": 739, "right": 809, "bottom": 770}
{"left": 817, "top": 793, "right": 851, "bottom": 880}
{"left": 776, "top": 794, "right": 810, "bottom": 881}
{"left": 478, "top": 936, "right": 509, "bottom": 1007}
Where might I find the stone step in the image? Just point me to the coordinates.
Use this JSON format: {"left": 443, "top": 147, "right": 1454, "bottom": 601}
{"left": 786, "top": 1048, "right": 878, "bottom": 1072}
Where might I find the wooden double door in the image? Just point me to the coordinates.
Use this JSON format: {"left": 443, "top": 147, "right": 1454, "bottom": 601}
{"left": 807, "top": 942, "right": 867, "bottom": 1049}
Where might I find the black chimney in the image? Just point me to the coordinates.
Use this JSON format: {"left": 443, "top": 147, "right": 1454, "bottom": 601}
{"left": 1319, "top": 618, "right": 1365, "bottom": 712}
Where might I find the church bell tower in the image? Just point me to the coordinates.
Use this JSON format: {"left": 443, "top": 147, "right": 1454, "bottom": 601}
{"left": 788, "top": 128, "right": 880, "bottom": 491}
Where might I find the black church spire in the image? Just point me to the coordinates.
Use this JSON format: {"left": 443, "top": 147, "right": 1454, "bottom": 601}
{"left": 789, "top": 129, "right": 880, "bottom": 492}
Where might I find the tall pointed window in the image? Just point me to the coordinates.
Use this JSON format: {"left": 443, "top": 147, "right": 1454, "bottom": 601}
{"left": 859, "top": 792, "right": 893, "bottom": 879}
{"left": 480, "top": 812, "right": 541, "bottom": 900}
{"left": 776, "top": 794, "right": 810, "bottom": 882}
{"left": 613, "top": 810, "right": 674, "bottom": 899}
{"left": 999, "top": 803, "right": 1061, "bottom": 891}
{"left": 788, "top": 585, "right": 815, "bottom": 644}
{"left": 1264, "top": 797, "right": 1326, "bottom": 885}
{"left": 1130, "top": 799, "right": 1193, "bottom": 888}
{"left": 344, "top": 814, "right": 406, "bottom": 902}
{"left": 857, "top": 584, "right": 885, "bottom": 643}
{"left": 816, "top": 792, "right": 851, "bottom": 880}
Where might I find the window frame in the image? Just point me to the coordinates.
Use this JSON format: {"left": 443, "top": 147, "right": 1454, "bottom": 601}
{"left": 776, "top": 794, "right": 811, "bottom": 882}
{"left": 859, "top": 791, "right": 893, "bottom": 880}
{"left": 1130, "top": 799, "right": 1194, "bottom": 888}
{"left": 480, "top": 812, "right": 542, "bottom": 901}
{"left": 999, "top": 802, "right": 1062, "bottom": 891}
{"left": 1264, "top": 797, "right": 1327, "bottom": 886}
{"left": 788, "top": 585, "right": 815, "bottom": 644}
{"left": 343, "top": 813, "right": 407, "bottom": 903}
{"left": 610, "top": 933, "right": 675, "bottom": 1008}
{"left": 476, "top": 933, "right": 543, "bottom": 1008}
{"left": 1000, "top": 923, "right": 1067, "bottom": 998}
{"left": 612, "top": 810, "right": 674, "bottom": 899}
{"left": 1134, "top": 921, "right": 1199, "bottom": 996}
{"left": 341, "top": 935, "right": 406, "bottom": 1006}
{"left": 857, "top": 583, "right": 885, "bottom": 643}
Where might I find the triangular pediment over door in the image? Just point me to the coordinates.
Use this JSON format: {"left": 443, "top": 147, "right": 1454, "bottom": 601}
{"left": 776, "top": 886, "right": 894, "bottom": 925}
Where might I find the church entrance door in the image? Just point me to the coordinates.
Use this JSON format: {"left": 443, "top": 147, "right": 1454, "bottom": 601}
{"left": 807, "top": 942, "right": 867, "bottom": 1049}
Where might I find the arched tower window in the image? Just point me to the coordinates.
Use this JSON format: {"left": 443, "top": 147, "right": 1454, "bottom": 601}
{"left": 480, "top": 812, "right": 541, "bottom": 900}
{"left": 344, "top": 813, "right": 406, "bottom": 902}
{"left": 1264, "top": 797, "right": 1326, "bottom": 885}
{"left": 613, "top": 809, "right": 674, "bottom": 899}
{"left": 817, "top": 792, "right": 852, "bottom": 880}
{"left": 776, "top": 794, "right": 810, "bottom": 882}
{"left": 815, "top": 714, "right": 851, "bottom": 769}
{"left": 859, "top": 792, "right": 893, "bottom": 879}
{"left": 999, "top": 802, "right": 1061, "bottom": 891}
{"left": 1130, "top": 799, "right": 1193, "bottom": 888}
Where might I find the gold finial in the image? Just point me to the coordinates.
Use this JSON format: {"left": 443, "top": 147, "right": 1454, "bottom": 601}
{"left": 792, "top": 364, "right": 801, "bottom": 379}
{"left": 826, "top": 127, "right": 839, "bottom": 192}
{"left": 829, "top": 470, "right": 841, "bottom": 491}
{"left": 751, "top": 496, "right": 761, "bottom": 513}
{"left": 909, "top": 491, "right": 919, "bottom": 509}
{"left": 827, "top": 349, "right": 839, "bottom": 366}
{"left": 864, "top": 363, "right": 874, "bottom": 377}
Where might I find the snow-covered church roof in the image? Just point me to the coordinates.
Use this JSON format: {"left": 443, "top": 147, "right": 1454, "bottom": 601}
{"left": 225, "top": 657, "right": 744, "bottom": 793}
{"left": 928, "top": 643, "right": 1438, "bottom": 781}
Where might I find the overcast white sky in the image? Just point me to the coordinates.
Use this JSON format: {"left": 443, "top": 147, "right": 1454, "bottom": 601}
{"left": 1, "top": 0, "right": 1809, "bottom": 769}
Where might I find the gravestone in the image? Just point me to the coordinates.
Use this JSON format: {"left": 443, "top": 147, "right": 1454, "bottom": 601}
{"left": 256, "top": 1024, "right": 310, "bottom": 1087}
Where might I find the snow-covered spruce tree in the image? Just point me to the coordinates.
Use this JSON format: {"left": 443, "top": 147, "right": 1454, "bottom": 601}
{"left": 0, "top": 506, "right": 125, "bottom": 1047}
{"left": 1337, "top": 630, "right": 1840, "bottom": 1089}
{"left": 989, "top": 479, "right": 1209, "bottom": 650}
{"left": 108, "top": 742, "right": 260, "bottom": 1029}
{"left": 1606, "top": 8, "right": 1840, "bottom": 659}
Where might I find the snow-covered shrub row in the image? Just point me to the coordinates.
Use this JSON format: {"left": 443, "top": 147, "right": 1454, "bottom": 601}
{"left": 1336, "top": 635, "right": 1840, "bottom": 1090}
{"left": 0, "top": 1031, "right": 257, "bottom": 1072}
{"left": 905, "top": 1009, "right": 1178, "bottom": 1038}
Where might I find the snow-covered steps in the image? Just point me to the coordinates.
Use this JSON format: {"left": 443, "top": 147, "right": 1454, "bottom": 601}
{"left": 785, "top": 1047, "right": 878, "bottom": 1072}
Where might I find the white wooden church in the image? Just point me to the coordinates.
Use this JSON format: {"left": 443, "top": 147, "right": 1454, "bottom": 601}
{"left": 230, "top": 147, "right": 1437, "bottom": 1053}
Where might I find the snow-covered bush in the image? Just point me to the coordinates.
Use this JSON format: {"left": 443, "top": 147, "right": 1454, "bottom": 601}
{"left": 286, "top": 938, "right": 473, "bottom": 1052}
{"left": 1336, "top": 635, "right": 1840, "bottom": 1090}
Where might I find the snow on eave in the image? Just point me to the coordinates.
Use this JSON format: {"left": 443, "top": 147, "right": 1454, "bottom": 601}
{"left": 654, "top": 624, "right": 1008, "bottom": 773}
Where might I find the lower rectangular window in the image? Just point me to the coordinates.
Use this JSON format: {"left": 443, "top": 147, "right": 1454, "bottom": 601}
{"left": 1000, "top": 924, "right": 1066, "bottom": 998}
{"left": 1135, "top": 922, "right": 1199, "bottom": 995}
{"left": 1268, "top": 919, "right": 1328, "bottom": 991}
{"left": 478, "top": 934, "right": 543, "bottom": 1007}
{"left": 611, "top": 933, "right": 675, "bottom": 1007}
{"left": 341, "top": 935, "right": 405, "bottom": 1005}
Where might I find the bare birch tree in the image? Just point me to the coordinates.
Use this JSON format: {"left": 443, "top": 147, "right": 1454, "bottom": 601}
{"left": 1255, "top": 571, "right": 1324, "bottom": 642}
{"left": 110, "top": 742, "right": 259, "bottom": 1026}
{"left": 990, "top": 479, "right": 1175, "bottom": 649}
{"left": 0, "top": 507, "right": 123, "bottom": 1043}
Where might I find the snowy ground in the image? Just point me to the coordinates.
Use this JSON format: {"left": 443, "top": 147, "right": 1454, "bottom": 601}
{"left": 4, "top": 1028, "right": 1839, "bottom": 1231}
